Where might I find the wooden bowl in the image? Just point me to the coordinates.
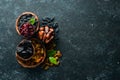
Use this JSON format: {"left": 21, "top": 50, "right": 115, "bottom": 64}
{"left": 15, "top": 12, "right": 39, "bottom": 36}
{"left": 16, "top": 38, "right": 46, "bottom": 68}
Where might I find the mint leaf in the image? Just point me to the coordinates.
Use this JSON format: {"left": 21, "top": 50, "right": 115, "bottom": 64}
{"left": 29, "top": 18, "right": 35, "bottom": 25}
{"left": 49, "top": 57, "right": 58, "bottom": 65}
{"left": 47, "top": 50, "right": 56, "bottom": 57}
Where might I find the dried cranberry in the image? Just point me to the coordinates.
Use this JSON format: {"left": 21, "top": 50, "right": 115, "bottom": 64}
{"left": 19, "top": 23, "right": 35, "bottom": 37}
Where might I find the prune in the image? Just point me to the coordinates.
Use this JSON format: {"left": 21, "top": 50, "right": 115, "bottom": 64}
{"left": 26, "top": 17, "right": 31, "bottom": 21}
{"left": 53, "top": 23, "right": 58, "bottom": 29}
{"left": 55, "top": 28, "right": 59, "bottom": 33}
{"left": 26, "top": 49, "right": 32, "bottom": 54}
{"left": 17, "top": 40, "right": 33, "bottom": 59}
{"left": 17, "top": 47, "right": 24, "bottom": 53}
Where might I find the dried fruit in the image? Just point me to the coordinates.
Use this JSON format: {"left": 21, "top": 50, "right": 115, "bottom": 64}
{"left": 19, "top": 23, "right": 35, "bottom": 37}
{"left": 38, "top": 26, "right": 54, "bottom": 43}
{"left": 17, "top": 40, "right": 33, "bottom": 59}
{"left": 40, "top": 17, "right": 59, "bottom": 40}
{"left": 54, "top": 51, "right": 62, "bottom": 57}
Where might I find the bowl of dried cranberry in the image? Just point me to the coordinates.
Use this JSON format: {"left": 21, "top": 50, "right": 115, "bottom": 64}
{"left": 16, "top": 12, "right": 39, "bottom": 38}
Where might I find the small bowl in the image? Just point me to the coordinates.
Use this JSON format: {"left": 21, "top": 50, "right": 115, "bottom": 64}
{"left": 16, "top": 38, "right": 46, "bottom": 68}
{"left": 16, "top": 12, "right": 39, "bottom": 37}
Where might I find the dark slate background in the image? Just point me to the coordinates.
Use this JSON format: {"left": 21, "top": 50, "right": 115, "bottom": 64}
{"left": 0, "top": 0, "right": 120, "bottom": 80}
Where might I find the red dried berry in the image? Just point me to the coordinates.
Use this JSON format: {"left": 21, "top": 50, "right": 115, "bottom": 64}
{"left": 19, "top": 23, "right": 35, "bottom": 37}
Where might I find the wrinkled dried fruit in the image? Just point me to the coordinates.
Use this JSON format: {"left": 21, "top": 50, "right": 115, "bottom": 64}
{"left": 17, "top": 40, "right": 33, "bottom": 59}
{"left": 19, "top": 23, "right": 35, "bottom": 37}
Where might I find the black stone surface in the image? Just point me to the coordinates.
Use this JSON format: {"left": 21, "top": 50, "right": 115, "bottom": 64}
{"left": 0, "top": 0, "right": 120, "bottom": 80}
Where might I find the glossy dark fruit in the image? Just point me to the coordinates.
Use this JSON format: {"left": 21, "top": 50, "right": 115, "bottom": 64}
{"left": 17, "top": 40, "right": 33, "bottom": 59}
{"left": 50, "top": 17, "right": 55, "bottom": 22}
{"left": 55, "top": 28, "right": 59, "bottom": 33}
{"left": 42, "top": 17, "right": 55, "bottom": 23}
{"left": 53, "top": 23, "right": 58, "bottom": 29}
{"left": 17, "top": 47, "right": 24, "bottom": 53}
{"left": 46, "top": 17, "right": 52, "bottom": 23}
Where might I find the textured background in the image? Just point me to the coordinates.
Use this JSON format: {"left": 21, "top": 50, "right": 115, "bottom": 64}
{"left": 0, "top": 0, "right": 120, "bottom": 80}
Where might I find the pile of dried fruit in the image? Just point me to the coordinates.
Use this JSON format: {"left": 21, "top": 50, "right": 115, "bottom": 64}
{"left": 16, "top": 40, "right": 33, "bottom": 60}
{"left": 15, "top": 12, "right": 62, "bottom": 70}
{"left": 38, "top": 26, "right": 54, "bottom": 43}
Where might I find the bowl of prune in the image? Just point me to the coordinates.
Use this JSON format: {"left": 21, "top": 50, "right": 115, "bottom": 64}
{"left": 16, "top": 38, "right": 46, "bottom": 68}
{"left": 16, "top": 12, "right": 39, "bottom": 38}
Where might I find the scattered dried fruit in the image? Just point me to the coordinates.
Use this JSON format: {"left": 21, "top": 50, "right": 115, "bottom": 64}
{"left": 16, "top": 40, "right": 33, "bottom": 59}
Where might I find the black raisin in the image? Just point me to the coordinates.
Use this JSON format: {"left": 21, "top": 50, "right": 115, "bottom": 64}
{"left": 53, "top": 23, "right": 58, "bottom": 29}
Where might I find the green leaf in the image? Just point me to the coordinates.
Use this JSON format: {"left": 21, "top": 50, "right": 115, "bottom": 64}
{"left": 47, "top": 50, "right": 56, "bottom": 57}
{"left": 49, "top": 57, "right": 58, "bottom": 65}
{"left": 29, "top": 18, "right": 35, "bottom": 25}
